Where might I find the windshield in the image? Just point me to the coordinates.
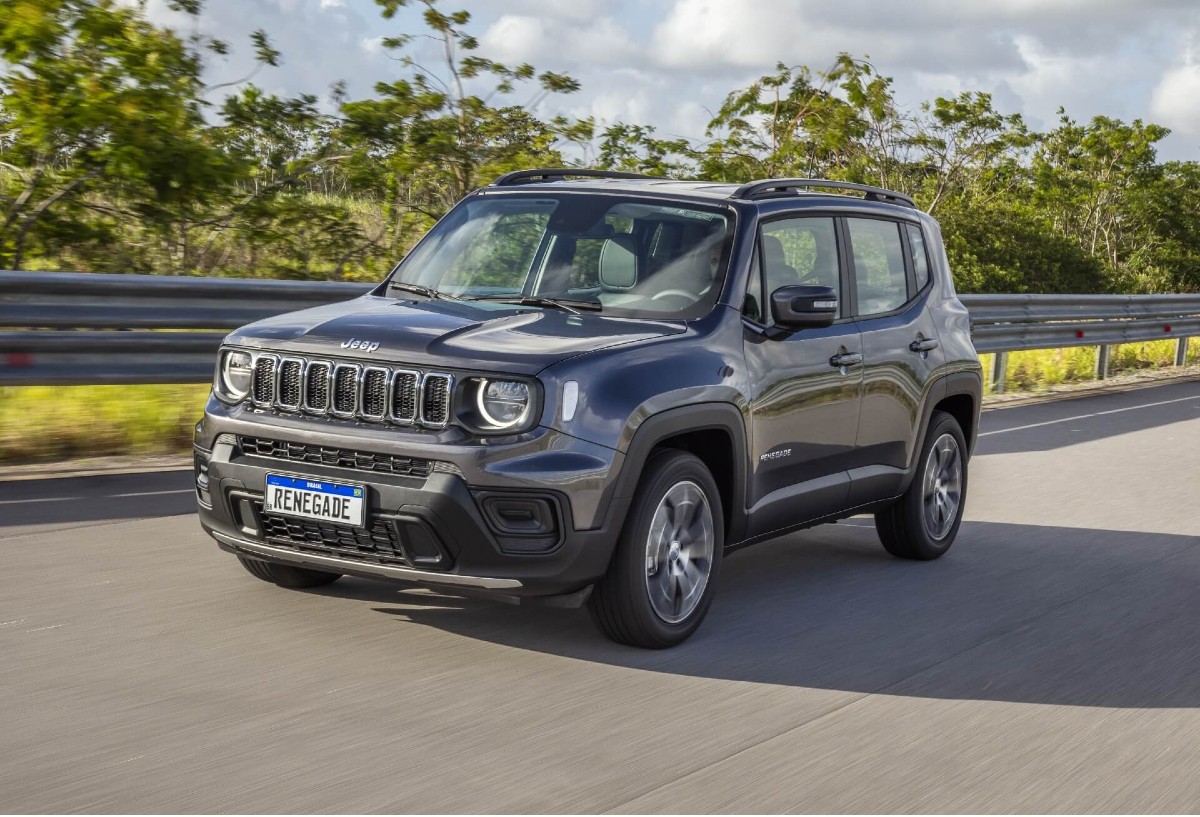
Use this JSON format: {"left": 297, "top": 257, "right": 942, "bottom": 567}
{"left": 387, "top": 193, "right": 734, "bottom": 319}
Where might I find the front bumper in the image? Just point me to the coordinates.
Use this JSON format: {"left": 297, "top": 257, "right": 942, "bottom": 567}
{"left": 194, "top": 399, "right": 627, "bottom": 597}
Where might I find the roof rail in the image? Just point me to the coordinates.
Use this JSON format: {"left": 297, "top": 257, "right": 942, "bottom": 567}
{"left": 491, "top": 168, "right": 663, "bottom": 186}
{"left": 731, "top": 178, "right": 916, "bottom": 208}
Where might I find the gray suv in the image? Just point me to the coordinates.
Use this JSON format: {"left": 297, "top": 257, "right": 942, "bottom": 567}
{"left": 194, "top": 170, "right": 982, "bottom": 648}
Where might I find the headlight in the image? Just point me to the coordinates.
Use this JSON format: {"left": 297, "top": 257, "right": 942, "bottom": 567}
{"left": 215, "top": 349, "right": 253, "bottom": 402}
{"left": 460, "top": 377, "right": 535, "bottom": 433}
{"left": 477, "top": 379, "right": 531, "bottom": 428}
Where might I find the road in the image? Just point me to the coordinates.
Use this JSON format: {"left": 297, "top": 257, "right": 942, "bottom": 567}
{"left": 2, "top": 379, "right": 1199, "bottom": 812}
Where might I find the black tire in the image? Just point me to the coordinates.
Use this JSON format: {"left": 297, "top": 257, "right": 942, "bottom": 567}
{"left": 875, "top": 410, "right": 968, "bottom": 560}
{"left": 237, "top": 556, "right": 276, "bottom": 582}
{"left": 588, "top": 449, "right": 724, "bottom": 648}
{"left": 237, "top": 556, "right": 341, "bottom": 589}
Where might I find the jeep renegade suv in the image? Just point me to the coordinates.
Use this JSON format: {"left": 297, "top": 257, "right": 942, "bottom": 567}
{"left": 194, "top": 169, "right": 982, "bottom": 648}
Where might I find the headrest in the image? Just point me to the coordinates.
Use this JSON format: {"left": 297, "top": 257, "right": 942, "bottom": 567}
{"left": 599, "top": 233, "right": 638, "bottom": 290}
{"left": 761, "top": 234, "right": 789, "bottom": 269}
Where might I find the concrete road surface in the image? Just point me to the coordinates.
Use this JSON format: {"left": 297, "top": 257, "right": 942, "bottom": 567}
{"left": 2, "top": 379, "right": 1199, "bottom": 813}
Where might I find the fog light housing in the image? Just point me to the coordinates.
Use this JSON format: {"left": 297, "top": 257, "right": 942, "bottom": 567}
{"left": 475, "top": 492, "right": 562, "bottom": 554}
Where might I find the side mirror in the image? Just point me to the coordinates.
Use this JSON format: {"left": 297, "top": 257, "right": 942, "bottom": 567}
{"left": 770, "top": 285, "right": 838, "bottom": 329}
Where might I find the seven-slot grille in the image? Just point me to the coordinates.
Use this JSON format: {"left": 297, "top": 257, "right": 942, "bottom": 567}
{"left": 249, "top": 354, "right": 453, "bottom": 429}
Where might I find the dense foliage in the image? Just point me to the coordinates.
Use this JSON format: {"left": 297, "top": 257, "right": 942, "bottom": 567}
{"left": 1, "top": 0, "right": 1197, "bottom": 293}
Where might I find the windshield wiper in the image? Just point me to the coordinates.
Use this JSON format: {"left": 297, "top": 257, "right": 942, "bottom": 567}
{"left": 389, "top": 282, "right": 461, "bottom": 301}
{"left": 468, "top": 295, "right": 603, "bottom": 314}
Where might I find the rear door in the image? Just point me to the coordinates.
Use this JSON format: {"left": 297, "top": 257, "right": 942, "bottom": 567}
{"left": 742, "top": 214, "right": 864, "bottom": 538}
{"left": 845, "top": 217, "right": 946, "bottom": 505}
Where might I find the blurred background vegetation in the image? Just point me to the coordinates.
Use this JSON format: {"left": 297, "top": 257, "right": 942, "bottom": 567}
{"left": 4, "top": 0, "right": 1200, "bottom": 465}
{"left": 3, "top": 0, "right": 1200, "bottom": 293}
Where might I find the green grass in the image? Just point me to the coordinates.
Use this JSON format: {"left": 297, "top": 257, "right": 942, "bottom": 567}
{"left": 0, "top": 384, "right": 210, "bottom": 465}
{"left": 1, "top": 339, "right": 1197, "bottom": 465}
{"left": 981, "top": 339, "right": 1198, "bottom": 393}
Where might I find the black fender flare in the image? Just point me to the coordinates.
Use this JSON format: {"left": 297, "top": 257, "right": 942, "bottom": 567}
{"left": 594, "top": 402, "right": 750, "bottom": 544}
{"left": 899, "top": 369, "right": 982, "bottom": 493}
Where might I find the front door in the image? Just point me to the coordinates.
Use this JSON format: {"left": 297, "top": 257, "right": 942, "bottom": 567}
{"left": 742, "top": 215, "right": 863, "bottom": 539}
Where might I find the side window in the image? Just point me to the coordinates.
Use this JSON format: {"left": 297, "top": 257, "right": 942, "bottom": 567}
{"left": 758, "top": 217, "right": 841, "bottom": 325}
{"left": 847, "top": 218, "right": 908, "bottom": 315}
{"left": 906, "top": 223, "right": 930, "bottom": 291}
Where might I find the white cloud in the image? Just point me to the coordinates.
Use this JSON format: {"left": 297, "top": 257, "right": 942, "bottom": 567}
{"left": 1151, "top": 62, "right": 1200, "bottom": 136}
{"left": 479, "top": 13, "right": 640, "bottom": 67}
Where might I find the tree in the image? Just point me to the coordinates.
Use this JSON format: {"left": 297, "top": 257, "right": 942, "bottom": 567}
{"left": 341, "top": 0, "right": 581, "bottom": 233}
{"left": 700, "top": 55, "right": 911, "bottom": 188}
{"left": 909, "top": 92, "right": 1035, "bottom": 215}
{"left": 1031, "top": 112, "right": 1169, "bottom": 272}
{"left": 0, "top": 0, "right": 231, "bottom": 269}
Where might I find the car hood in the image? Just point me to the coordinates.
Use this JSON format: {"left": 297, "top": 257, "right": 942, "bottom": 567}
{"left": 224, "top": 294, "right": 685, "bottom": 375}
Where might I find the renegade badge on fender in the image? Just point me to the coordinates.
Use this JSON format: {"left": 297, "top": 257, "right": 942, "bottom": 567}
{"left": 194, "top": 169, "right": 982, "bottom": 648}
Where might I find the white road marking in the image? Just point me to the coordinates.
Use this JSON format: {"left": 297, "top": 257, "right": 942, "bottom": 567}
{"left": 0, "top": 619, "right": 27, "bottom": 627}
{"left": 0, "top": 496, "right": 81, "bottom": 505}
{"left": 25, "top": 625, "right": 63, "bottom": 633}
{"left": 980, "top": 394, "right": 1200, "bottom": 437}
{"left": 0, "top": 488, "right": 192, "bottom": 505}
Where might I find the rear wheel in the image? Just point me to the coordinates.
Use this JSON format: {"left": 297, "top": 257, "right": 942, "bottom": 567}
{"left": 875, "top": 410, "right": 968, "bottom": 560}
{"left": 237, "top": 556, "right": 342, "bottom": 589}
{"left": 588, "top": 450, "right": 723, "bottom": 648}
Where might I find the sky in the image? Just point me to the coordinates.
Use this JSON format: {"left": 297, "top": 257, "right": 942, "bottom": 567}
{"left": 147, "top": 0, "right": 1200, "bottom": 161}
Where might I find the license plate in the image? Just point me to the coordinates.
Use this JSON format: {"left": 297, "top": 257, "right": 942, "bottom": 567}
{"left": 264, "top": 473, "right": 365, "bottom": 528}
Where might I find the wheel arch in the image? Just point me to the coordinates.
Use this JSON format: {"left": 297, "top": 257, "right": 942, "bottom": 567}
{"left": 602, "top": 403, "right": 750, "bottom": 545}
{"left": 897, "top": 369, "right": 982, "bottom": 495}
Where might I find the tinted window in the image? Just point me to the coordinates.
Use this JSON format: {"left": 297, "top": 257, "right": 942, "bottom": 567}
{"left": 390, "top": 194, "right": 733, "bottom": 320}
{"left": 848, "top": 218, "right": 908, "bottom": 315}
{"left": 759, "top": 217, "right": 841, "bottom": 325}
{"left": 907, "top": 223, "right": 930, "bottom": 290}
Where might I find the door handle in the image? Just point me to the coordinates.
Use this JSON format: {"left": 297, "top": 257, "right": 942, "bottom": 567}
{"left": 909, "top": 338, "right": 940, "bottom": 353}
{"left": 829, "top": 352, "right": 863, "bottom": 368}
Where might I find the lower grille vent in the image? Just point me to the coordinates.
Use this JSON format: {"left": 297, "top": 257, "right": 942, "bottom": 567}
{"left": 255, "top": 502, "right": 410, "bottom": 567}
{"left": 238, "top": 436, "right": 434, "bottom": 478}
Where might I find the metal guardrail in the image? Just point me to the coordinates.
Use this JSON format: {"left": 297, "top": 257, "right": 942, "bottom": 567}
{"left": 0, "top": 271, "right": 371, "bottom": 385}
{"left": 959, "top": 293, "right": 1200, "bottom": 392}
{"left": 1, "top": 271, "right": 1198, "bottom": 391}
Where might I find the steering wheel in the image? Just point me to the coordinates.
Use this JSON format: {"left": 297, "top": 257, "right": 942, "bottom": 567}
{"left": 651, "top": 288, "right": 701, "bottom": 303}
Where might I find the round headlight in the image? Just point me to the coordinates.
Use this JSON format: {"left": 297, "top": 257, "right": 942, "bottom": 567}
{"left": 217, "top": 350, "right": 253, "bottom": 402}
{"left": 475, "top": 379, "right": 531, "bottom": 429}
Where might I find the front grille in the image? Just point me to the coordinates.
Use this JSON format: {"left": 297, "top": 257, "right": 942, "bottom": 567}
{"left": 362, "top": 369, "right": 388, "bottom": 419}
{"left": 421, "top": 374, "right": 452, "bottom": 427}
{"left": 277, "top": 359, "right": 302, "bottom": 410}
{"left": 332, "top": 365, "right": 358, "bottom": 416}
{"left": 255, "top": 501, "right": 410, "bottom": 567}
{"left": 304, "top": 362, "right": 330, "bottom": 411}
{"left": 247, "top": 352, "right": 452, "bottom": 429}
{"left": 390, "top": 371, "right": 419, "bottom": 423}
{"left": 252, "top": 357, "right": 276, "bottom": 405}
{"left": 239, "top": 436, "right": 433, "bottom": 478}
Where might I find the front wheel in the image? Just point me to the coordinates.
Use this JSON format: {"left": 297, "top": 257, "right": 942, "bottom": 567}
{"left": 588, "top": 450, "right": 724, "bottom": 648}
{"left": 875, "top": 410, "right": 968, "bottom": 560}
